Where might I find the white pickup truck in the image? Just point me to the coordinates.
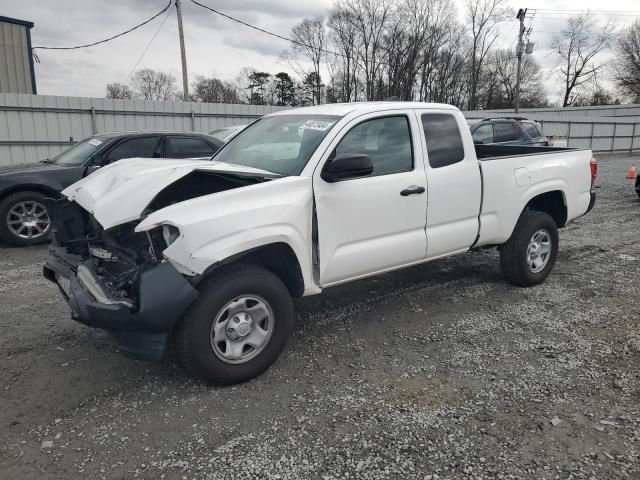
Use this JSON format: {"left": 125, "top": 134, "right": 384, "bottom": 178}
{"left": 44, "top": 102, "right": 597, "bottom": 384}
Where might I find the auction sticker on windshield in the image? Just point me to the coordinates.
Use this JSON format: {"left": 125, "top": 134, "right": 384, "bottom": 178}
{"left": 88, "top": 138, "right": 103, "bottom": 147}
{"left": 303, "top": 120, "right": 334, "bottom": 131}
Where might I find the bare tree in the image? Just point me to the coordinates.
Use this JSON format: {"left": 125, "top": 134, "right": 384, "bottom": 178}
{"left": 464, "top": 0, "right": 507, "bottom": 110}
{"left": 327, "top": 6, "right": 360, "bottom": 102}
{"left": 105, "top": 82, "right": 133, "bottom": 99}
{"left": 290, "top": 16, "right": 326, "bottom": 105}
{"left": 421, "top": 26, "right": 469, "bottom": 106}
{"left": 486, "top": 49, "right": 547, "bottom": 108}
{"left": 131, "top": 69, "right": 177, "bottom": 101}
{"left": 414, "top": 0, "right": 460, "bottom": 102}
{"left": 338, "top": 0, "right": 393, "bottom": 100}
{"left": 613, "top": 19, "right": 640, "bottom": 102}
{"left": 192, "top": 75, "right": 240, "bottom": 103}
{"left": 384, "top": 0, "right": 446, "bottom": 100}
{"left": 551, "top": 14, "right": 615, "bottom": 107}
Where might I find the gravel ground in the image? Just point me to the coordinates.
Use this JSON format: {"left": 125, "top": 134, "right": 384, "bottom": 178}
{"left": 1, "top": 155, "right": 639, "bottom": 480}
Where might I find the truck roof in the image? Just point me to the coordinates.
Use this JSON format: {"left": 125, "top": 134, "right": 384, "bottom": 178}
{"left": 267, "top": 101, "right": 460, "bottom": 117}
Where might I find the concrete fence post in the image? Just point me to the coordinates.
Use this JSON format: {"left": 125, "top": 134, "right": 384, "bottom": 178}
{"left": 190, "top": 111, "right": 196, "bottom": 131}
{"left": 90, "top": 107, "right": 97, "bottom": 134}
{"left": 589, "top": 122, "right": 594, "bottom": 150}
{"left": 611, "top": 123, "right": 617, "bottom": 152}
{"left": 567, "top": 122, "right": 572, "bottom": 148}
{"left": 631, "top": 123, "right": 637, "bottom": 153}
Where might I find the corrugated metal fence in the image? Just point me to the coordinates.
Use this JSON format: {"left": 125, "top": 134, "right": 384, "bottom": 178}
{"left": 2, "top": 94, "right": 639, "bottom": 165}
{"left": 464, "top": 104, "right": 640, "bottom": 153}
{"left": 0, "top": 93, "right": 284, "bottom": 165}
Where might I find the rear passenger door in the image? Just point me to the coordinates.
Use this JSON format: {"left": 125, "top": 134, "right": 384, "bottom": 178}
{"left": 103, "top": 136, "right": 162, "bottom": 163}
{"left": 417, "top": 111, "right": 482, "bottom": 259}
{"left": 493, "top": 122, "right": 522, "bottom": 145}
{"left": 165, "top": 136, "right": 219, "bottom": 159}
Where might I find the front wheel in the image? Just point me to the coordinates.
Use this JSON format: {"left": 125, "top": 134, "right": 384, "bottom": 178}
{"left": 174, "top": 264, "right": 293, "bottom": 385}
{"left": 499, "top": 211, "right": 559, "bottom": 287}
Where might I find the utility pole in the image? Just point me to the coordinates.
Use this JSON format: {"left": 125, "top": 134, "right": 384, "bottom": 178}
{"left": 514, "top": 8, "right": 526, "bottom": 114}
{"left": 175, "top": 0, "right": 189, "bottom": 101}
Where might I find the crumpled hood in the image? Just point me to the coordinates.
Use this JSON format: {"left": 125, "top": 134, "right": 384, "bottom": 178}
{"left": 62, "top": 158, "right": 277, "bottom": 229}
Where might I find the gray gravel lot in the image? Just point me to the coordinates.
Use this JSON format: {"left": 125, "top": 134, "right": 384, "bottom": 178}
{"left": 1, "top": 155, "right": 639, "bottom": 480}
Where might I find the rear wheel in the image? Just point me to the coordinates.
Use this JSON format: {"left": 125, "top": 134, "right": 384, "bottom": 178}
{"left": 174, "top": 264, "right": 293, "bottom": 385}
{"left": 0, "top": 191, "right": 52, "bottom": 247}
{"left": 499, "top": 211, "right": 559, "bottom": 287}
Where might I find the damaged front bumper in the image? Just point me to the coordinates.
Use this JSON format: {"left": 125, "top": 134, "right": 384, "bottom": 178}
{"left": 43, "top": 198, "right": 198, "bottom": 361}
{"left": 44, "top": 248, "right": 198, "bottom": 360}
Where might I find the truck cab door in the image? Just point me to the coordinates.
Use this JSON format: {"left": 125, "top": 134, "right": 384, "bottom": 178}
{"left": 313, "top": 111, "right": 428, "bottom": 286}
{"left": 416, "top": 111, "right": 482, "bottom": 258}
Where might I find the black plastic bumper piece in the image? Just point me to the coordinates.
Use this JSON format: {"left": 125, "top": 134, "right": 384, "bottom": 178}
{"left": 586, "top": 191, "right": 596, "bottom": 214}
{"left": 44, "top": 257, "right": 198, "bottom": 360}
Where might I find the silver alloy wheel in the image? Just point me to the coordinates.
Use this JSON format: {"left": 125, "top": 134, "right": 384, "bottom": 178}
{"left": 6, "top": 201, "right": 50, "bottom": 240}
{"left": 526, "top": 229, "right": 551, "bottom": 273}
{"left": 210, "top": 295, "right": 274, "bottom": 364}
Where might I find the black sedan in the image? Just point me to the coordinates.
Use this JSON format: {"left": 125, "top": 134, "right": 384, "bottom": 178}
{"left": 0, "top": 131, "right": 223, "bottom": 246}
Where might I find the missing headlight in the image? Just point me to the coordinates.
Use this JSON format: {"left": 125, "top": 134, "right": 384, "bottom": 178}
{"left": 162, "top": 224, "right": 180, "bottom": 247}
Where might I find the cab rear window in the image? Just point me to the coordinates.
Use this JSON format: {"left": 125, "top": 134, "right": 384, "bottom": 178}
{"left": 421, "top": 114, "right": 465, "bottom": 168}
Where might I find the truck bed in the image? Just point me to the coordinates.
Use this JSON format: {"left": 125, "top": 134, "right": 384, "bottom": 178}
{"left": 475, "top": 144, "right": 577, "bottom": 160}
{"left": 475, "top": 145, "right": 593, "bottom": 248}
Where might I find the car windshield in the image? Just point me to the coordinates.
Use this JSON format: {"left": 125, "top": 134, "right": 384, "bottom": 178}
{"left": 211, "top": 115, "right": 341, "bottom": 175}
{"left": 53, "top": 137, "right": 105, "bottom": 166}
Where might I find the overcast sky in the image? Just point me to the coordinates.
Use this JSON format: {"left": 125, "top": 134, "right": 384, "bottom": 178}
{"left": 2, "top": 0, "right": 639, "bottom": 103}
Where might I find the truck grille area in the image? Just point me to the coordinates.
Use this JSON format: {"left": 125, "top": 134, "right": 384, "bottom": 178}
{"left": 46, "top": 198, "right": 165, "bottom": 309}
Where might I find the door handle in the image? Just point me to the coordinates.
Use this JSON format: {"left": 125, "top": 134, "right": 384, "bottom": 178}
{"left": 400, "top": 186, "right": 425, "bottom": 196}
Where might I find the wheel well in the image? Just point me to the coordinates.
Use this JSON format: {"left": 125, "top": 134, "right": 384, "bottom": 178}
{"left": 203, "top": 242, "right": 305, "bottom": 298}
{"left": 0, "top": 185, "right": 60, "bottom": 203}
{"left": 525, "top": 190, "right": 567, "bottom": 227}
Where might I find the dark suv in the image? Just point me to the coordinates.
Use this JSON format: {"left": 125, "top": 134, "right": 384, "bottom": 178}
{"left": 470, "top": 117, "right": 549, "bottom": 146}
{"left": 0, "top": 131, "right": 223, "bottom": 246}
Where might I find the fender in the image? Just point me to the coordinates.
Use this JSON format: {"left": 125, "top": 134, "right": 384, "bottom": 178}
{"left": 0, "top": 182, "right": 61, "bottom": 200}
{"left": 135, "top": 176, "right": 320, "bottom": 295}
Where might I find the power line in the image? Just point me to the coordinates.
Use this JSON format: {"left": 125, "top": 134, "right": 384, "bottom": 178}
{"left": 32, "top": 1, "right": 172, "bottom": 50}
{"left": 124, "top": 4, "right": 175, "bottom": 84}
{"left": 190, "top": 0, "right": 514, "bottom": 70}
{"left": 531, "top": 8, "right": 640, "bottom": 14}
{"left": 189, "top": 0, "right": 355, "bottom": 62}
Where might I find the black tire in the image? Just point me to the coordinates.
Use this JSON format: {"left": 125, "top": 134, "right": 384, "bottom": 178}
{"left": 0, "top": 191, "right": 52, "bottom": 247}
{"left": 499, "top": 210, "right": 559, "bottom": 287}
{"left": 174, "top": 264, "right": 293, "bottom": 385}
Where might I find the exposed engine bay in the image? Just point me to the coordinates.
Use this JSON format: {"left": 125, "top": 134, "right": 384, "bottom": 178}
{"left": 47, "top": 171, "right": 270, "bottom": 310}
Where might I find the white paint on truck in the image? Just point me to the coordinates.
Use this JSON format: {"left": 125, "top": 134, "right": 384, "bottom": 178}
{"left": 63, "top": 102, "right": 594, "bottom": 295}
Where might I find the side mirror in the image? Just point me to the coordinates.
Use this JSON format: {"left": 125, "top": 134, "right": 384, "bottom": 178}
{"left": 321, "top": 153, "right": 373, "bottom": 183}
{"left": 89, "top": 153, "right": 108, "bottom": 167}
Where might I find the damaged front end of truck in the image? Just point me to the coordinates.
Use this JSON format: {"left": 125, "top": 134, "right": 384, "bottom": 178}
{"left": 43, "top": 159, "right": 282, "bottom": 359}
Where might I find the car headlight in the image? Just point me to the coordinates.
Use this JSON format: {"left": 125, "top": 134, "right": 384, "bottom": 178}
{"left": 162, "top": 224, "right": 180, "bottom": 247}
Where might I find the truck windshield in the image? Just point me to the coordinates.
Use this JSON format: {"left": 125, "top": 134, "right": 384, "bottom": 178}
{"left": 53, "top": 138, "right": 104, "bottom": 166}
{"left": 211, "top": 115, "right": 341, "bottom": 175}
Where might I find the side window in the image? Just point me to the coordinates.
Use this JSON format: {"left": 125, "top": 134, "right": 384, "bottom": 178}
{"left": 334, "top": 116, "right": 413, "bottom": 177}
{"left": 166, "top": 137, "right": 218, "bottom": 159}
{"left": 421, "top": 113, "right": 465, "bottom": 168}
{"left": 105, "top": 136, "right": 160, "bottom": 162}
{"left": 472, "top": 124, "right": 494, "bottom": 144}
{"left": 522, "top": 122, "right": 542, "bottom": 138}
{"left": 493, "top": 123, "right": 520, "bottom": 142}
